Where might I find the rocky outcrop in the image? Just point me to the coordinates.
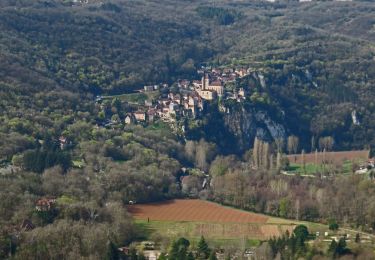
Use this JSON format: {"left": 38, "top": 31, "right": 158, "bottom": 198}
{"left": 223, "top": 107, "right": 257, "bottom": 151}
{"left": 223, "top": 106, "right": 286, "bottom": 152}
{"left": 254, "top": 111, "right": 286, "bottom": 141}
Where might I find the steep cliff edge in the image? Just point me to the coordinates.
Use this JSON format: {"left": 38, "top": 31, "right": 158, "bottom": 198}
{"left": 185, "top": 100, "right": 287, "bottom": 154}
{"left": 223, "top": 106, "right": 286, "bottom": 152}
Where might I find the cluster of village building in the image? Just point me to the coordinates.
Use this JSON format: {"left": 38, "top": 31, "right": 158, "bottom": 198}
{"left": 124, "top": 67, "right": 253, "bottom": 125}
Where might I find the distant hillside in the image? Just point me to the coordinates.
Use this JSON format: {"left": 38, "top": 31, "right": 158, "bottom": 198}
{"left": 0, "top": 0, "right": 374, "bottom": 152}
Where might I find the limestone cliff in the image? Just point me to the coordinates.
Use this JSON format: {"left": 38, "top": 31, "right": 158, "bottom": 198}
{"left": 223, "top": 106, "right": 286, "bottom": 152}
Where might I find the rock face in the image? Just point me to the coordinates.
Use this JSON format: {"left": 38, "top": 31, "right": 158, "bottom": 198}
{"left": 255, "top": 112, "right": 286, "bottom": 141}
{"left": 223, "top": 106, "right": 286, "bottom": 152}
{"left": 223, "top": 107, "right": 257, "bottom": 151}
{"left": 351, "top": 110, "right": 360, "bottom": 126}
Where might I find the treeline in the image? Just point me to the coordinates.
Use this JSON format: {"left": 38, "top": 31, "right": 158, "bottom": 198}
{"left": 1, "top": 0, "right": 375, "bottom": 152}
{"left": 267, "top": 225, "right": 368, "bottom": 259}
{"left": 0, "top": 0, "right": 217, "bottom": 94}
{"left": 196, "top": 6, "right": 241, "bottom": 25}
{"left": 0, "top": 0, "right": 375, "bottom": 258}
{"left": 0, "top": 168, "right": 136, "bottom": 259}
{"left": 205, "top": 156, "right": 375, "bottom": 230}
{"left": 0, "top": 122, "right": 185, "bottom": 258}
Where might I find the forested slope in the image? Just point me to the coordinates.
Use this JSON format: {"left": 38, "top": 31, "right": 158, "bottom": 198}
{"left": 0, "top": 0, "right": 214, "bottom": 94}
{"left": 1, "top": 0, "right": 374, "bottom": 152}
{"left": 1, "top": 0, "right": 375, "bottom": 258}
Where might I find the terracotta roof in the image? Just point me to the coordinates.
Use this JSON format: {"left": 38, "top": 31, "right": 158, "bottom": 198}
{"left": 134, "top": 111, "right": 145, "bottom": 115}
{"left": 36, "top": 198, "right": 55, "bottom": 206}
{"left": 210, "top": 81, "right": 223, "bottom": 86}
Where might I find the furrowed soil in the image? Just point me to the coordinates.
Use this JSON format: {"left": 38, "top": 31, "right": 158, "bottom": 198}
{"left": 128, "top": 199, "right": 268, "bottom": 223}
{"left": 128, "top": 199, "right": 297, "bottom": 240}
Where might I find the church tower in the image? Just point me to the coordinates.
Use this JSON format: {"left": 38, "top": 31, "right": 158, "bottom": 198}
{"left": 201, "top": 73, "right": 209, "bottom": 90}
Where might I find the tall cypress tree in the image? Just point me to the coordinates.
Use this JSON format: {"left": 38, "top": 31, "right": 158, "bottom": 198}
{"left": 328, "top": 239, "right": 338, "bottom": 256}
{"left": 197, "top": 236, "right": 210, "bottom": 259}
{"left": 169, "top": 240, "right": 180, "bottom": 260}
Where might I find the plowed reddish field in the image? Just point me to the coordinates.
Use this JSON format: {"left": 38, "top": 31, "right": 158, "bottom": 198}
{"left": 127, "top": 199, "right": 268, "bottom": 223}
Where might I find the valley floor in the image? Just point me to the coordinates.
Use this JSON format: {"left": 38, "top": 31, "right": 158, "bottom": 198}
{"left": 129, "top": 199, "right": 375, "bottom": 251}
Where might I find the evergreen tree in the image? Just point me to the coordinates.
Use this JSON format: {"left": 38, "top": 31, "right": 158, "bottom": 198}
{"left": 169, "top": 238, "right": 191, "bottom": 260}
{"left": 328, "top": 219, "right": 339, "bottom": 231}
{"left": 328, "top": 239, "right": 338, "bottom": 256}
{"left": 169, "top": 240, "right": 180, "bottom": 260}
{"left": 197, "top": 236, "right": 210, "bottom": 259}
{"left": 328, "top": 237, "right": 349, "bottom": 257}
{"left": 287, "top": 235, "right": 297, "bottom": 256}
{"left": 187, "top": 252, "right": 195, "bottom": 260}
{"left": 176, "top": 237, "right": 190, "bottom": 249}
{"left": 208, "top": 250, "right": 217, "bottom": 260}
{"left": 295, "top": 235, "right": 306, "bottom": 256}
{"left": 106, "top": 240, "right": 119, "bottom": 260}
{"left": 293, "top": 225, "right": 309, "bottom": 242}
{"left": 158, "top": 253, "right": 167, "bottom": 260}
{"left": 268, "top": 237, "right": 278, "bottom": 257}
{"left": 337, "top": 237, "right": 347, "bottom": 255}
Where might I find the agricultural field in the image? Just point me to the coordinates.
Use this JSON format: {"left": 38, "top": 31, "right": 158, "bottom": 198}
{"left": 128, "top": 200, "right": 375, "bottom": 251}
{"left": 286, "top": 150, "right": 369, "bottom": 165}
{"left": 128, "top": 200, "right": 318, "bottom": 245}
{"left": 127, "top": 199, "right": 269, "bottom": 224}
{"left": 102, "top": 91, "right": 159, "bottom": 105}
{"left": 287, "top": 160, "right": 353, "bottom": 175}
{"left": 285, "top": 150, "right": 370, "bottom": 175}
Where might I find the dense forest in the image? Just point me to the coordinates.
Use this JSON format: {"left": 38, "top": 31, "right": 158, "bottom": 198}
{"left": 1, "top": 0, "right": 375, "bottom": 258}
{"left": 0, "top": 0, "right": 374, "bottom": 151}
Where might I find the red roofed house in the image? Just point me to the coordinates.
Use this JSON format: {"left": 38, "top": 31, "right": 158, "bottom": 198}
{"left": 134, "top": 111, "right": 146, "bottom": 122}
{"left": 35, "top": 198, "right": 56, "bottom": 212}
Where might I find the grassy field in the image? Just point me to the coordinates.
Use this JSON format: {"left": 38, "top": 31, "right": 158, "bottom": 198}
{"left": 287, "top": 160, "right": 353, "bottom": 175}
{"left": 103, "top": 91, "right": 159, "bottom": 105}
{"left": 134, "top": 219, "right": 374, "bottom": 251}
{"left": 134, "top": 218, "right": 337, "bottom": 250}
{"left": 135, "top": 219, "right": 264, "bottom": 248}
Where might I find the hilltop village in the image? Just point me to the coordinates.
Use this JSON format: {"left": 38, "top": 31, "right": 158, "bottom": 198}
{"left": 96, "top": 67, "right": 254, "bottom": 128}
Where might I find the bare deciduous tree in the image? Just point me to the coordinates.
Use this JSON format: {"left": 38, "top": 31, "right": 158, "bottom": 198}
{"left": 262, "top": 142, "right": 270, "bottom": 170}
{"left": 287, "top": 136, "right": 299, "bottom": 154}
{"left": 253, "top": 137, "right": 260, "bottom": 168}
{"left": 319, "top": 136, "right": 334, "bottom": 151}
{"left": 301, "top": 149, "right": 306, "bottom": 174}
